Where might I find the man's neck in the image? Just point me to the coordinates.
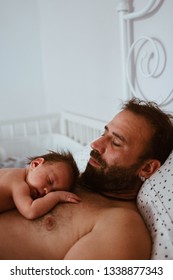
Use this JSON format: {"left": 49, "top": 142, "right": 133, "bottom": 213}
{"left": 75, "top": 182, "right": 137, "bottom": 201}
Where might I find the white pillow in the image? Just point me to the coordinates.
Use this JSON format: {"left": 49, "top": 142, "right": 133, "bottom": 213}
{"left": 0, "top": 146, "right": 7, "bottom": 161}
{"left": 0, "top": 134, "right": 84, "bottom": 158}
{"left": 74, "top": 144, "right": 91, "bottom": 172}
{"left": 54, "top": 134, "right": 84, "bottom": 154}
{"left": 137, "top": 150, "right": 173, "bottom": 259}
{"left": 0, "top": 135, "right": 57, "bottom": 158}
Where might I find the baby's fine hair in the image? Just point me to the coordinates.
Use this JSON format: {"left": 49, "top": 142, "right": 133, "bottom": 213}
{"left": 28, "top": 150, "right": 79, "bottom": 185}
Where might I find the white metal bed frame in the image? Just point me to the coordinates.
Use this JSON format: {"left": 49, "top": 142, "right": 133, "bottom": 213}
{"left": 117, "top": 0, "right": 173, "bottom": 109}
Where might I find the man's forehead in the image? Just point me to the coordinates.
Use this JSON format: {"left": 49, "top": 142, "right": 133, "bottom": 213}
{"left": 106, "top": 109, "right": 152, "bottom": 140}
{"left": 109, "top": 109, "right": 145, "bottom": 125}
{"left": 107, "top": 110, "right": 128, "bottom": 126}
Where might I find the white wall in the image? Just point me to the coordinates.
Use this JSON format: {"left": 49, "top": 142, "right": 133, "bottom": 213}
{"left": 0, "top": 0, "right": 46, "bottom": 120}
{"left": 0, "top": 0, "right": 172, "bottom": 122}
{"left": 38, "top": 0, "right": 121, "bottom": 121}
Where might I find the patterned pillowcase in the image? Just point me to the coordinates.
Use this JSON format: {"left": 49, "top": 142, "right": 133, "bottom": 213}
{"left": 137, "top": 150, "right": 173, "bottom": 259}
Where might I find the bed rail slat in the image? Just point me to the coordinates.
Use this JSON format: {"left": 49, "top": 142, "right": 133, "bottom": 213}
{"left": 0, "top": 114, "right": 60, "bottom": 139}
{"left": 61, "top": 111, "right": 106, "bottom": 146}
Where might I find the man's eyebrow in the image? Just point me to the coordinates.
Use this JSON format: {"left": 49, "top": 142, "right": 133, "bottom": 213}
{"left": 104, "top": 125, "right": 127, "bottom": 143}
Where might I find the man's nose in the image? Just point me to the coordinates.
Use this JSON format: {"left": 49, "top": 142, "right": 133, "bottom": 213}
{"left": 90, "top": 136, "right": 107, "bottom": 154}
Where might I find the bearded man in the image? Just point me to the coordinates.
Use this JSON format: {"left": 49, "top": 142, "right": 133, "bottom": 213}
{"left": 0, "top": 98, "right": 173, "bottom": 260}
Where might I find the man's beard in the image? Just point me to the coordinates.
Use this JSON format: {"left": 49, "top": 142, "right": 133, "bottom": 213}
{"left": 79, "top": 149, "right": 143, "bottom": 198}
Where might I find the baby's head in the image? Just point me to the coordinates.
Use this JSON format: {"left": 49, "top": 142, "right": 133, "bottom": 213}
{"left": 27, "top": 151, "right": 80, "bottom": 197}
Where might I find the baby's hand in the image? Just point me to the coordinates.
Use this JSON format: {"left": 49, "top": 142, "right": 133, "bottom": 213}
{"left": 55, "top": 191, "right": 81, "bottom": 203}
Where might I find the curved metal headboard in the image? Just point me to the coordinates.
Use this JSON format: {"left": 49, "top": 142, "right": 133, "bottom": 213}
{"left": 116, "top": 0, "right": 173, "bottom": 109}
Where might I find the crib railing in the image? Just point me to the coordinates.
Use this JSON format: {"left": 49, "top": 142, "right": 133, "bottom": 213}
{"left": 0, "top": 111, "right": 106, "bottom": 146}
{"left": 0, "top": 114, "right": 61, "bottom": 139}
{"left": 61, "top": 111, "right": 106, "bottom": 146}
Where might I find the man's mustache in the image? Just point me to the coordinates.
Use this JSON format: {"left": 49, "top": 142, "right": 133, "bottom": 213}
{"left": 90, "top": 149, "right": 107, "bottom": 168}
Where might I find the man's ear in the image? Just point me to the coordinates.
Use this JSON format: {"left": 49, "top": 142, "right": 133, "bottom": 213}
{"left": 30, "top": 157, "right": 45, "bottom": 169}
{"left": 139, "top": 159, "right": 161, "bottom": 179}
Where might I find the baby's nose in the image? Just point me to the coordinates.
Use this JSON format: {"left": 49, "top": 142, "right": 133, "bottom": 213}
{"left": 44, "top": 187, "right": 49, "bottom": 194}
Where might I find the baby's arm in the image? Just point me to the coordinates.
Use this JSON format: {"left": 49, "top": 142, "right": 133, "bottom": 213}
{"left": 12, "top": 184, "right": 81, "bottom": 219}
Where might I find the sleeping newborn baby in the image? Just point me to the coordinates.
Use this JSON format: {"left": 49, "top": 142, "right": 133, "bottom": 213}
{"left": 0, "top": 150, "right": 80, "bottom": 219}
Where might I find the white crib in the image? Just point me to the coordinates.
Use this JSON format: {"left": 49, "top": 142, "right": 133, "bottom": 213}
{"left": 0, "top": 111, "right": 106, "bottom": 160}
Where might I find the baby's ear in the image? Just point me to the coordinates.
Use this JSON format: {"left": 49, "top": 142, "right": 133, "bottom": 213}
{"left": 30, "top": 157, "right": 45, "bottom": 168}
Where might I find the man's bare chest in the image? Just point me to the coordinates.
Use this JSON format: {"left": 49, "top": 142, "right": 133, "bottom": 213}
{"left": 39, "top": 200, "right": 100, "bottom": 233}
{"left": 33, "top": 201, "right": 103, "bottom": 259}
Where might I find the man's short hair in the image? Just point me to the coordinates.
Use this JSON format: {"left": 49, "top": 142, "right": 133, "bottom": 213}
{"left": 122, "top": 98, "right": 173, "bottom": 165}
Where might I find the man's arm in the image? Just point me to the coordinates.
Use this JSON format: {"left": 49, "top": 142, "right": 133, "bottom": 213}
{"left": 64, "top": 208, "right": 151, "bottom": 260}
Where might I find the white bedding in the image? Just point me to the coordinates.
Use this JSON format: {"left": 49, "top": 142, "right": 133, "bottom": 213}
{"left": 0, "top": 133, "right": 85, "bottom": 169}
{"left": 0, "top": 134, "right": 84, "bottom": 158}
{"left": 137, "top": 150, "right": 173, "bottom": 259}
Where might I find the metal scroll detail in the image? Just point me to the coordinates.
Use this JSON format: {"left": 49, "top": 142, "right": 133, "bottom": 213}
{"left": 117, "top": 0, "right": 173, "bottom": 108}
{"left": 126, "top": 35, "right": 173, "bottom": 108}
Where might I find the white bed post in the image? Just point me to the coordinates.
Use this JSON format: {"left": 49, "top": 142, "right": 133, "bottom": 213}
{"left": 116, "top": 0, "right": 131, "bottom": 101}
{"left": 116, "top": 0, "right": 158, "bottom": 102}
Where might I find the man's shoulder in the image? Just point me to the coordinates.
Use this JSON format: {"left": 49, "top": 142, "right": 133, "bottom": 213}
{"left": 92, "top": 206, "right": 151, "bottom": 259}
{"left": 95, "top": 206, "right": 148, "bottom": 238}
{"left": 98, "top": 206, "right": 142, "bottom": 223}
